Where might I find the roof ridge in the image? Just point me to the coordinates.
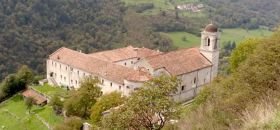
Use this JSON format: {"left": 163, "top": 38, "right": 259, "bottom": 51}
{"left": 49, "top": 47, "right": 67, "bottom": 58}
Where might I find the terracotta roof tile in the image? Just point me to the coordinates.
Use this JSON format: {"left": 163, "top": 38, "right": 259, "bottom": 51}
{"left": 126, "top": 68, "right": 152, "bottom": 82}
{"left": 89, "top": 46, "right": 162, "bottom": 62}
{"left": 49, "top": 47, "right": 151, "bottom": 84}
{"left": 22, "top": 89, "right": 47, "bottom": 105}
{"left": 146, "top": 48, "right": 212, "bottom": 75}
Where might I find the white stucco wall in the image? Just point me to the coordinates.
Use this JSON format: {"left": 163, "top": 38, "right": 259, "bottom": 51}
{"left": 115, "top": 58, "right": 139, "bottom": 68}
{"left": 173, "top": 67, "right": 212, "bottom": 102}
{"left": 134, "top": 59, "right": 154, "bottom": 74}
{"left": 123, "top": 80, "right": 143, "bottom": 96}
{"left": 47, "top": 59, "right": 141, "bottom": 97}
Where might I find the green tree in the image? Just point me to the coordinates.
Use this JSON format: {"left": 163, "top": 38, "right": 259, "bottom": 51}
{"left": 90, "top": 91, "right": 125, "bottom": 123}
{"left": 64, "top": 77, "right": 102, "bottom": 118}
{"left": 230, "top": 38, "right": 261, "bottom": 72}
{"left": 178, "top": 27, "right": 280, "bottom": 130}
{"left": 50, "top": 94, "right": 64, "bottom": 115}
{"left": 54, "top": 116, "right": 83, "bottom": 130}
{"left": 16, "top": 65, "right": 34, "bottom": 85}
{"left": 102, "top": 75, "right": 180, "bottom": 130}
{"left": 25, "top": 97, "right": 34, "bottom": 114}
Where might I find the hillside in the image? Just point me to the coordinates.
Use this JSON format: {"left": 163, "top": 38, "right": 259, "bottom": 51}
{"left": 0, "top": 0, "right": 173, "bottom": 80}
{"left": 0, "top": 95, "right": 63, "bottom": 129}
{"left": 123, "top": 0, "right": 280, "bottom": 29}
{"left": 1, "top": 0, "right": 280, "bottom": 81}
{"left": 161, "top": 28, "right": 273, "bottom": 48}
{"left": 176, "top": 28, "right": 280, "bottom": 130}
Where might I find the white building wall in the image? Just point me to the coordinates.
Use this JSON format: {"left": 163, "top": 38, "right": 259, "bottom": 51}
{"left": 115, "top": 58, "right": 139, "bottom": 68}
{"left": 134, "top": 59, "right": 154, "bottom": 74}
{"left": 124, "top": 80, "right": 143, "bottom": 96}
{"left": 47, "top": 58, "right": 213, "bottom": 102}
{"left": 173, "top": 67, "right": 212, "bottom": 102}
{"left": 47, "top": 59, "right": 137, "bottom": 96}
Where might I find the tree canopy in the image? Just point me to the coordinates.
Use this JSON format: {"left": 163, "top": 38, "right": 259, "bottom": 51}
{"left": 179, "top": 27, "right": 280, "bottom": 130}
{"left": 102, "top": 75, "right": 180, "bottom": 130}
{"left": 64, "top": 77, "right": 102, "bottom": 118}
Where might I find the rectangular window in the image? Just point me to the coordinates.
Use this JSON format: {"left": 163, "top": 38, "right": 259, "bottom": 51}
{"left": 77, "top": 71, "right": 79, "bottom": 75}
{"left": 101, "top": 79, "right": 104, "bottom": 84}
{"left": 119, "top": 86, "right": 121, "bottom": 90}
{"left": 110, "top": 83, "right": 112, "bottom": 87}
{"left": 126, "top": 86, "right": 130, "bottom": 89}
{"left": 181, "top": 86, "right": 185, "bottom": 91}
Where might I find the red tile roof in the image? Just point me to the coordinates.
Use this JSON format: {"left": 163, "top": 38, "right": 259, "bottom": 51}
{"left": 126, "top": 68, "right": 152, "bottom": 82}
{"left": 89, "top": 46, "right": 162, "bottom": 62}
{"left": 145, "top": 48, "right": 212, "bottom": 76}
{"left": 49, "top": 47, "right": 151, "bottom": 84}
{"left": 22, "top": 89, "right": 47, "bottom": 105}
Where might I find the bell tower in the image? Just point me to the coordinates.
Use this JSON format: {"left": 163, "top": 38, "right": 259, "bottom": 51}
{"left": 200, "top": 23, "right": 220, "bottom": 78}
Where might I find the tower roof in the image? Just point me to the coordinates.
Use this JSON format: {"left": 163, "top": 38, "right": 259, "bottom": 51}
{"left": 205, "top": 24, "right": 218, "bottom": 33}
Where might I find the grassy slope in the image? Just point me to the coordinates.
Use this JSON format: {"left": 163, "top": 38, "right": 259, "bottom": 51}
{"left": 122, "top": 0, "right": 199, "bottom": 15}
{"left": 0, "top": 95, "right": 63, "bottom": 130}
{"left": 162, "top": 28, "right": 273, "bottom": 48}
{"left": 31, "top": 84, "right": 68, "bottom": 98}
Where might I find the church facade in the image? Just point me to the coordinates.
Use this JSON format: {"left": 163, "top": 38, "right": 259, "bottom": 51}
{"left": 46, "top": 24, "right": 220, "bottom": 102}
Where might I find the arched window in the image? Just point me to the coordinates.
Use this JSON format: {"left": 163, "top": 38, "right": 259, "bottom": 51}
{"left": 207, "top": 38, "right": 211, "bottom": 46}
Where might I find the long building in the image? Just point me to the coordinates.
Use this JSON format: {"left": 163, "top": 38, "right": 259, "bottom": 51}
{"left": 46, "top": 24, "right": 220, "bottom": 102}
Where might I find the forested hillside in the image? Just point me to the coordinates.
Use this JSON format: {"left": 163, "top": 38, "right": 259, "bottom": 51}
{"left": 203, "top": 0, "right": 280, "bottom": 29}
{"left": 0, "top": 0, "right": 173, "bottom": 80}
{"left": 1, "top": 0, "right": 280, "bottom": 80}
{"left": 124, "top": 0, "right": 280, "bottom": 29}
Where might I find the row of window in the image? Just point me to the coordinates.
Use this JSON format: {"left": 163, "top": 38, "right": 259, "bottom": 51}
{"left": 51, "top": 61, "right": 87, "bottom": 76}
{"left": 101, "top": 79, "right": 131, "bottom": 90}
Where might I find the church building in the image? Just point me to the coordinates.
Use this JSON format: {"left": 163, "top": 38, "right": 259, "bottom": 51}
{"left": 46, "top": 24, "right": 220, "bottom": 102}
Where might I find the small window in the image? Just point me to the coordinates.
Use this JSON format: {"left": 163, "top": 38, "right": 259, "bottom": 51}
{"left": 207, "top": 38, "right": 211, "bottom": 46}
{"left": 181, "top": 86, "right": 185, "bottom": 91}
{"left": 131, "top": 61, "right": 133, "bottom": 64}
{"left": 60, "top": 75, "right": 62, "bottom": 79}
{"left": 64, "top": 77, "right": 66, "bottom": 81}
{"left": 101, "top": 79, "right": 104, "bottom": 84}
{"left": 194, "top": 77, "right": 197, "bottom": 84}
{"left": 126, "top": 86, "right": 130, "bottom": 89}
{"left": 60, "top": 64, "right": 61, "bottom": 69}
{"left": 77, "top": 71, "right": 79, "bottom": 75}
{"left": 66, "top": 67, "right": 67, "bottom": 70}
{"left": 124, "top": 62, "right": 127, "bottom": 66}
{"left": 110, "top": 83, "right": 112, "bottom": 87}
{"left": 71, "top": 80, "right": 73, "bottom": 83}
{"left": 119, "top": 86, "right": 121, "bottom": 90}
{"left": 204, "top": 79, "right": 206, "bottom": 83}
{"left": 134, "top": 88, "right": 139, "bottom": 91}
{"left": 76, "top": 80, "right": 78, "bottom": 84}
{"left": 84, "top": 73, "right": 86, "bottom": 76}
